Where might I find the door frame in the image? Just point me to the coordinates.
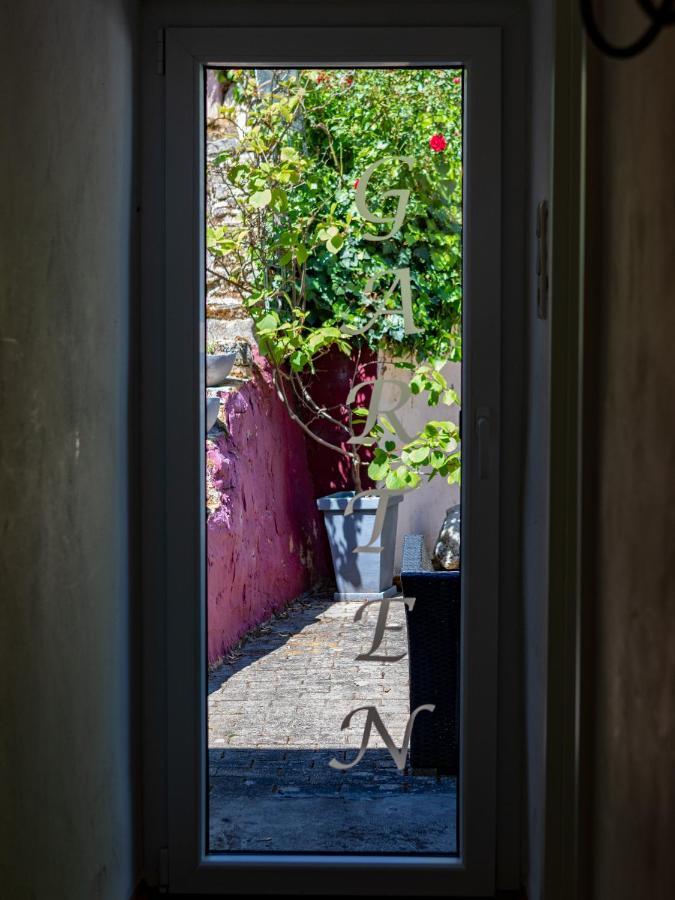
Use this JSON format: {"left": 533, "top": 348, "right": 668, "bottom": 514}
{"left": 140, "top": 6, "right": 527, "bottom": 895}
{"left": 543, "top": 2, "right": 588, "bottom": 899}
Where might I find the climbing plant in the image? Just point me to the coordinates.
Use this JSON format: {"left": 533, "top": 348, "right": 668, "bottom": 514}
{"left": 207, "top": 68, "right": 462, "bottom": 490}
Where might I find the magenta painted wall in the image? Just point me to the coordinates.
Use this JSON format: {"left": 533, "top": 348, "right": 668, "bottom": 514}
{"left": 302, "top": 346, "right": 377, "bottom": 498}
{"left": 206, "top": 356, "right": 329, "bottom": 664}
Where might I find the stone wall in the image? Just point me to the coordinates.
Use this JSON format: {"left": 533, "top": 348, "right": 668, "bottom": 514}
{"left": 206, "top": 98, "right": 255, "bottom": 368}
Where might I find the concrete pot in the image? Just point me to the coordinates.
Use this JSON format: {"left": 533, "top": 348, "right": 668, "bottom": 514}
{"left": 206, "top": 396, "right": 221, "bottom": 432}
{"left": 316, "top": 490, "right": 403, "bottom": 600}
{"left": 206, "top": 352, "right": 236, "bottom": 387}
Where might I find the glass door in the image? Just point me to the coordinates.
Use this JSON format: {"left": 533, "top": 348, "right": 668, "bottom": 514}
{"left": 163, "top": 26, "right": 501, "bottom": 896}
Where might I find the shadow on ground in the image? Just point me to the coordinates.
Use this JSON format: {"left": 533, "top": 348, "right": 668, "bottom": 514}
{"left": 208, "top": 747, "right": 457, "bottom": 854}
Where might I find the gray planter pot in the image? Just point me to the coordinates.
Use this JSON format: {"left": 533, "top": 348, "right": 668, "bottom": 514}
{"left": 206, "top": 352, "right": 236, "bottom": 387}
{"left": 316, "top": 490, "right": 403, "bottom": 600}
{"left": 206, "top": 396, "right": 221, "bottom": 432}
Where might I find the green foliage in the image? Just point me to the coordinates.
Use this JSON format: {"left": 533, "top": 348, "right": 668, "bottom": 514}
{"left": 358, "top": 362, "right": 461, "bottom": 489}
{"left": 208, "top": 68, "right": 462, "bottom": 368}
{"left": 207, "top": 68, "right": 463, "bottom": 488}
{"left": 367, "top": 420, "right": 461, "bottom": 490}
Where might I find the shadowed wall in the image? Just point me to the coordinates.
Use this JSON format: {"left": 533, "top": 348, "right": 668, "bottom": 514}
{"left": 584, "top": 5, "right": 675, "bottom": 898}
{"left": 0, "top": 2, "right": 137, "bottom": 898}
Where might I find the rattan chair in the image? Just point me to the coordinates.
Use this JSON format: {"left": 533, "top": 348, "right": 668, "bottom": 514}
{"left": 400, "top": 533, "right": 460, "bottom": 775}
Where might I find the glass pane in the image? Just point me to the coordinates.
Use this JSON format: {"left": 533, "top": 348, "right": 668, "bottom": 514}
{"left": 204, "top": 67, "right": 463, "bottom": 855}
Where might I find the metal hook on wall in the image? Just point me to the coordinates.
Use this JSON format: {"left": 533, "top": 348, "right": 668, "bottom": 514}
{"left": 580, "top": 0, "right": 675, "bottom": 58}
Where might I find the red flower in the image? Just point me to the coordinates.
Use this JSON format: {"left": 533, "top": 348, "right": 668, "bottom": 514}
{"left": 345, "top": 75, "right": 354, "bottom": 86}
{"left": 353, "top": 178, "right": 360, "bottom": 189}
{"left": 429, "top": 133, "right": 447, "bottom": 153}
{"left": 452, "top": 76, "right": 461, "bottom": 85}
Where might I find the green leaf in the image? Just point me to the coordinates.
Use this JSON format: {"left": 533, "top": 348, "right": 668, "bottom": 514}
{"left": 255, "top": 312, "right": 279, "bottom": 333}
{"left": 408, "top": 446, "right": 430, "bottom": 464}
{"left": 280, "top": 146, "right": 300, "bottom": 162}
{"left": 317, "top": 224, "right": 339, "bottom": 241}
{"left": 249, "top": 188, "right": 272, "bottom": 209}
{"left": 368, "top": 460, "right": 390, "bottom": 481}
{"left": 430, "top": 450, "right": 446, "bottom": 470}
{"left": 385, "top": 467, "right": 421, "bottom": 490}
{"left": 270, "top": 187, "right": 288, "bottom": 210}
{"left": 305, "top": 332, "right": 326, "bottom": 353}
{"left": 327, "top": 234, "right": 344, "bottom": 254}
{"left": 384, "top": 470, "right": 404, "bottom": 490}
{"left": 289, "top": 349, "right": 311, "bottom": 371}
{"left": 442, "top": 388, "right": 461, "bottom": 406}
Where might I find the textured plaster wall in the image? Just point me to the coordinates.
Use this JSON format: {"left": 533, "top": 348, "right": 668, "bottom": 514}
{"left": 206, "top": 358, "right": 328, "bottom": 664}
{"left": 381, "top": 361, "right": 461, "bottom": 570}
{"left": 585, "top": 11, "right": 675, "bottom": 898}
{"left": 0, "top": 2, "right": 137, "bottom": 899}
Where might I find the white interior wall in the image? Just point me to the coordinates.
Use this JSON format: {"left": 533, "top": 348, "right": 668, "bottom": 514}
{"left": 0, "top": 2, "right": 138, "bottom": 898}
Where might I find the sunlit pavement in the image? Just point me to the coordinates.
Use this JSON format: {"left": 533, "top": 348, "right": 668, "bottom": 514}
{"left": 208, "top": 592, "right": 457, "bottom": 853}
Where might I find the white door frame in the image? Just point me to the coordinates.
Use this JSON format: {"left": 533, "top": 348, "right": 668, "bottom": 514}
{"left": 142, "top": 18, "right": 510, "bottom": 896}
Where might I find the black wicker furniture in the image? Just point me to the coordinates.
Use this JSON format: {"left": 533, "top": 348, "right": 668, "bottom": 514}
{"left": 400, "top": 533, "right": 460, "bottom": 776}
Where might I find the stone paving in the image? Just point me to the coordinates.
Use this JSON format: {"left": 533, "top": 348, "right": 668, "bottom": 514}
{"left": 208, "top": 590, "right": 457, "bottom": 854}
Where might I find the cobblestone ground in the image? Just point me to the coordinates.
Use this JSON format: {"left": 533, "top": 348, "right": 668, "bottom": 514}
{"left": 208, "top": 591, "right": 457, "bottom": 854}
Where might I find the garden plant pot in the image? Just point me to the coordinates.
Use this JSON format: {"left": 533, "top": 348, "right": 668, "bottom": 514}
{"left": 206, "top": 396, "right": 221, "bottom": 432}
{"left": 206, "top": 351, "right": 236, "bottom": 387}
{"left": 316, "top": 490, "right": 403, "bottom": 600}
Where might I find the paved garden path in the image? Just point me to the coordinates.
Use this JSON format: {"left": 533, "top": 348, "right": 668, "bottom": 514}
{"left": 208, "top": 591, "right": 456, "bottom": 854}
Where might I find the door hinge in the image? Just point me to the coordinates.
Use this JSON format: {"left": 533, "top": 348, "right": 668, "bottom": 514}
{"left": 158, "top": 847, "right": 169, "bottom": 892}
{"left": 156, "top": 29, "right": 165, "bottom": 76}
